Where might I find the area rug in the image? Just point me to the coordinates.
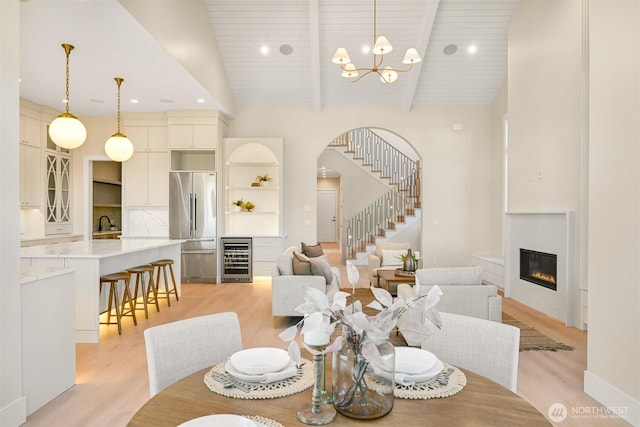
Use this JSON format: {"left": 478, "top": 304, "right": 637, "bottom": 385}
{"left": 502, "top": 313, "right": 574, "bottom": 352}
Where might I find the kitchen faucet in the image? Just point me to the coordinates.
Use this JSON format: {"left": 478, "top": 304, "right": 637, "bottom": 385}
{"left": 98, "top": 215, "right": 112, "bottom": 232}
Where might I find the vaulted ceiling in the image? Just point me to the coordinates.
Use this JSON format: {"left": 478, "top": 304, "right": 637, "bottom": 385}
{"left": 19, "top": 0, "right": 517, "bottom": 118}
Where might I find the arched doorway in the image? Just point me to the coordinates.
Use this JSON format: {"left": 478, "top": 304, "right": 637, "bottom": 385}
{"left": 316, "top": 127, "right": 422, "bottom": 264}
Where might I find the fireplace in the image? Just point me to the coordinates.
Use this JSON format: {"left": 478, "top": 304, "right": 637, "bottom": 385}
{"left": 520, "top": 249, "right": 557, "bottom": 291}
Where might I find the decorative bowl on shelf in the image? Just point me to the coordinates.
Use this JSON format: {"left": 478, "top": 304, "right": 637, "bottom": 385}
{"left": 243, "top": 202, "right": 255, "bottom": 212}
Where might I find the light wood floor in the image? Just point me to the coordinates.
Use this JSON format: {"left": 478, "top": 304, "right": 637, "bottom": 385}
{"left": 24, "top": 245, "right": 628, "bottom": 427}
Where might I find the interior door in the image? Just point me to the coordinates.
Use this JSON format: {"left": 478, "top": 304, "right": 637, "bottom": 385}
{"left": 317, "top": 189, "right": 337, "bottom": 242}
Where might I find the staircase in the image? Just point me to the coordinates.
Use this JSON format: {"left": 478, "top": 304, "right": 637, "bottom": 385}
{"left": 329, "top": 129, "right": 421, "bottom": 262}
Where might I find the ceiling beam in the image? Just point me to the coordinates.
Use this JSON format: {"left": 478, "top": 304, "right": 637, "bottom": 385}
{"left": 309, "top": 0, "right": 322, "bottom": 113}
{"left": 401, "top": 0, "right": 440, "bottom": 113}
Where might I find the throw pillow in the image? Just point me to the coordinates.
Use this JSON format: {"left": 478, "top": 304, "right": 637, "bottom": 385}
{"left": 292, "top": 252, "right": 326, "bottom": 280}
{"left": 292, "top": 252, "right": 313, "bottom": 275}
{"left": 277, "top": 254, "right": 294, "bottom": 276}
{"left": 301, "top": 242, "right": 324, "bottom": 258}
{"left": 381, "top": 248, "right": 407, "bottom": 267}
{"left": 309, "top": 256, "right": 334, "bottom": 284}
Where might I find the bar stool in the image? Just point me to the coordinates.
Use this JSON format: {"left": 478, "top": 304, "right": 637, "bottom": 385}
{"left": 151, "top": 259, "right": 179, "bottom": 306}
{"left": 99, "top": 272, "right": 137, "bottom": 335}
{"left": 127, "top": 264, "right": 159, "bottom": 319}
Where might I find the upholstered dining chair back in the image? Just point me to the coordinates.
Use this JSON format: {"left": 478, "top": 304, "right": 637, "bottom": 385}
{"left": 422, "top": 312, "right": 520, "bottom": 392}
{"left": 144, "top": 312, "right": 243, "bottom": 397}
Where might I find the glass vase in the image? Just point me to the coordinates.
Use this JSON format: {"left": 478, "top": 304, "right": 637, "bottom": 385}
{"left": 332, "top": 332, "right": 395, "bottom": 419}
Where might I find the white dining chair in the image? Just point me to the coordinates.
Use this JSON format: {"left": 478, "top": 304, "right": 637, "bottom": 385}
{"left": 144, "top": 312, "right": 243, "bottom": 396}
{"left": 421, "top": 312, "right": 520, "bottom": 392}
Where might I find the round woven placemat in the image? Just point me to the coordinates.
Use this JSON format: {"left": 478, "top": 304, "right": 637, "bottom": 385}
{"left": 204, "top": 358, "right": 314, "bottom": 400}
{"left": 394, "top": 364, "right": 467, "bottom": 400}
{"left": 245, "top": 415, "right": 284, "bottom": 427}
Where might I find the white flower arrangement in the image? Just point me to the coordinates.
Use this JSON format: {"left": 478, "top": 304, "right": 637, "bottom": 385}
{"left": 279, "top": 261, "right": 443, "bottom": 368}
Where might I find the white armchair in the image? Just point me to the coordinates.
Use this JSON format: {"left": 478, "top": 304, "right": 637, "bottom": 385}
{"left": 367, "top": 242, "right": 410, "bottom": 285}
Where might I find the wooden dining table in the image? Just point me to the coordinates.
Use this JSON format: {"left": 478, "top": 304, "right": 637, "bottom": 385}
{"left": 128, "top": 365, "right": 551, "bottom": 426}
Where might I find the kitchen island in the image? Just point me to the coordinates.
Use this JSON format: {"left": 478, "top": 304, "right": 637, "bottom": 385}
{"left": 21, "top": 239, "right": 182, "bottom": 343}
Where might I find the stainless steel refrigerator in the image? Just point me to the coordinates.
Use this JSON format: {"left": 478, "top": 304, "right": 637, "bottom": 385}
{"left": 169, "top": 172, "right": 217, "bottom": 283}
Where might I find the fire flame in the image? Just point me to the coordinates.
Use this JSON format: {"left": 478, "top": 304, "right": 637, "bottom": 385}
{"left": 532, "top": 271, "right": 556, "bottom": 284}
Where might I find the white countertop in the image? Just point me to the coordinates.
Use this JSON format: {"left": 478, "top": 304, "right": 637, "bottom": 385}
{"left": 21, "top": 266, "right": 76, "bottom": 284}
{"left": 20, "top": 238, "right": 184, "bottom": 259}
{"left": 21, "top": 234, "right": 84, "bottom": 242}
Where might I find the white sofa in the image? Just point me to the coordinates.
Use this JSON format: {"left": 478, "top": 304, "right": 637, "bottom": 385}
{"left": 367, "top": 242, "right": 410, "bottom": 285}
{"left": 271, "top": 249, "right": 340, "bottom": 324}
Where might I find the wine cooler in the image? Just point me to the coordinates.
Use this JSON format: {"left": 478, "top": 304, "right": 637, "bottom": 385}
{"left": 221, "top": 237, "right": 252, "bottom": 283}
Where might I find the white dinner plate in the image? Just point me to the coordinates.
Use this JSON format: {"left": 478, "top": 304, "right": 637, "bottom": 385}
{"left": 395, "top": 358, "right": 444, "bottom": 384}
{"left": 225, "top": 359, "right": 297, "bottom": 383}
{"left": 229, "top": 347, "right": 291, "bottom": 375}
{"left": 177, "top": 414, "right": 258, "bottom": 427}
{"left": 395, "top": 347, "right": 438, "bottom": 375}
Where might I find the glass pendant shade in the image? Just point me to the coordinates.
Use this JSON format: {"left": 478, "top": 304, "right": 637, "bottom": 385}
{"left": 104, "top": 133, "right": 134, "bottom": 162}
{"left": 105, "top": 77, "right": 133, "bottom": 162}
{"left": 48, "top": 113, "right": 87, "bottom": 149}
{"left": 50, "top": 43, "right": 86, "bottom": 149}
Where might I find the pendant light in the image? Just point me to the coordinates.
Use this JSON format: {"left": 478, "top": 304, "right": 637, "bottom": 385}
{"left": 48, "top": 44, "right": 87, "bottom": 149}
{"left": 104, "top": 77, "right": 134, "bottom": 162}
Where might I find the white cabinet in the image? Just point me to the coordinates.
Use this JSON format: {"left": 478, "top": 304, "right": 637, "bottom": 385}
{"left": 122, "top": 117, "right": 170, "bottom": 208}
{"left": 20, "top": 109, "right": 41, "bottom": 147}
{"left": 168, "top": 124, "right": 217, "bottom": 149}
{"left": 20, "top": 144, "right": 41, "bottom": 207}
{"left": 124, "top": 151, "right": 169, "bottom": 207}
{"left": 21, "top": 267, "right": 76, "bottom": 416}
{"left": 253, "top": 237, "right": 285, "bottom": 276}
{"left": 124, "top": 125, "right": 168, "bottom": 152}
{"left": 45, "top": 152, "right": 72, "bottom": 235}
{"left": 167, "top": 111, "right": 226, "bottom": 149}
{"left": 224, "top": 138, "right": 284, "bottom": 238}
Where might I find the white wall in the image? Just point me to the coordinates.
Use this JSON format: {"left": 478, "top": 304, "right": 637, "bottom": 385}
{"left": 0, "top": 1, "right": 27, "bottom": 425}
{"left": 587, "top": 1, "right": 640, "bottom": 423}
{"left": 508, "top": 0, "right": 583, "bottom": 212}
{"left": 226, "top": 105, "right": 495, "bottom": 267}
{"left": 488, "top": 82, "right": 508, "bottom": 256}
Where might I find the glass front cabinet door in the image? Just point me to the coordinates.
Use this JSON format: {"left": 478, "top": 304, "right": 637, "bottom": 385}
{"left": 45, "top": 152, "right": 72, "bottom": 235}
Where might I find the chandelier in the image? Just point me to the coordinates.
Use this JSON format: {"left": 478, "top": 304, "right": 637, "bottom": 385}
{"left": 331, "top": 0, "right": 422, "bottom": 84}
{"left": 48, "top": 44, "right": 87, "bottom": 149}
{"left": 104, "top": 77, "right": 134, "bottom": 162}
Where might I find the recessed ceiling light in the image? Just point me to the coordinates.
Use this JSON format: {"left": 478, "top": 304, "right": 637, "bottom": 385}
{"left": 260, "top": 46, "right": 269, "bottom": 55}
{"left": 443, "top": 44, "right": 458, "bottom": 55}
{"left": 468, "top": 45, "right": 478, "bottom": 54}
{"left": 130, "top": 99, "right": 139, "bottom": 104}
{"left": 197, "top": 98, "right": 205, "bottom": 103}
{"left": 279, "top": 44, "right": 293, "bottom": 55}
{"left": 362, "top": 45, "right": 370, "bottom": 54}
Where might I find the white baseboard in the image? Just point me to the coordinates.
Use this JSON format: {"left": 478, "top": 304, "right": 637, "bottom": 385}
{"left": 0, "top": 396, "right": 26, "bottom": 427}
{"left": 584, "top": 370, "right": 640, "bottom": 426}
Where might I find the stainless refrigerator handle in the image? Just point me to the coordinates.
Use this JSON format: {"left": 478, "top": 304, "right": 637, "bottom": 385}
{"left": 189, "top": 193, "right": 194, "bottom": 236}
{"left": 193, "top": 193, "right": 197, "bottom": 234}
